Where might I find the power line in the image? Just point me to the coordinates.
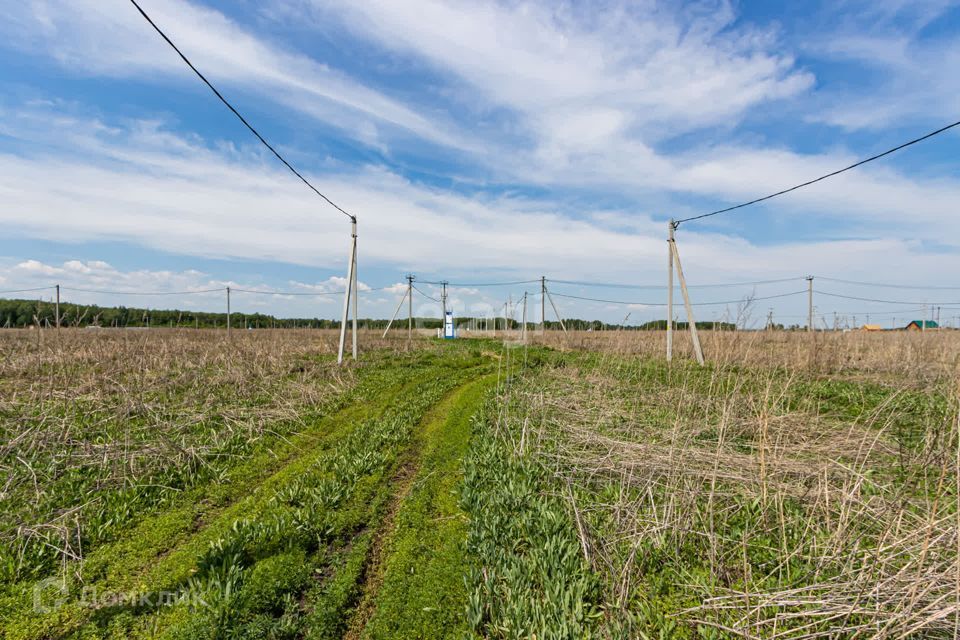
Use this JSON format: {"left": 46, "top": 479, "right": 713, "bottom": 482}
{"left": 128, "top": 0, "right": 354, "bottom": 222}
{"left": 232, "top": 287, "right": 342, "bottom": 297}
{"left": 675, "top": 118, "right": 960, "bottom": 226}
{"left": 412, "top": 285, "right": 441, "bottom": 303}
{"left": 550, "top": 289, "right": 807, "bottom": 307}
{"left": 418, "top": 279, "right": 541, "bottom": 287}
{"left": 815, "top": 276, "right": 960, "bottom": 290}
{"left": 549, "top": 276, "right": 804, "bottom": 290}
{"left": 0, "top": 286, "right": 56, "bottom": 295}
{"left": 816, "top": 290, "right": 960, "bottom": 306}
{"left": 60, "top": 286, "right": 225, "bottom": 295}
{"left": 232, "top": 286, "right": 391, "bottom": 296}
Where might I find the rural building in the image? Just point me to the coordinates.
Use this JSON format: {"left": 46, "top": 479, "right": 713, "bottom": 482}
{"left": 861, "top": 324, "right": 882, "bottom": 331}
{"left": 905, "top": 320, "right": 938, "bottom": 331}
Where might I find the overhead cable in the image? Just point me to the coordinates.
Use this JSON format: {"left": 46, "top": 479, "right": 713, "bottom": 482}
{"left": 548, "top": 276, "right": 805, "bottom": 290}
{"left": 815, "top": 276, "right": 960, "bottom": 290}
{"left": 550, "top": 289, "right": 807, "bottom": 307}
{"left": 815, "top": 290, "right": 960, "bottom": 306}
{"left": 128, "top": 0, "right": 354, "bottom": 222}
{"left": 675, "top": 118, "right": 960, "bottom": 226}
{"left": 418, "top": 279, "right": 541, "bottom": 287}
{"left": 60, "top": 286, "right": 225, "bottom": 295}
{"left": 232, "top": 286, "right": 391, "bottom": 296}
{"left": 412, "top": 285, "right": 440, "bottom": 303}
{"left": 0, "top": 286, "right": 56, "bottom": 295}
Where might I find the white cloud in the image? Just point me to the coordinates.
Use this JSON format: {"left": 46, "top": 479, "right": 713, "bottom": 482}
{"left": 0, "top": 0, "right": 472, "bottom": 152}
{"left": 802, "top": 0, "right": 960, "bottom": 130}
{"left": 2, "top": 104, "right": 960, "bottom": 327}
{"left": 300, "top": 0, "right": 813, "bottom": 156}
{"left": 1, "top": 259, "right": 395, "bottom": 317}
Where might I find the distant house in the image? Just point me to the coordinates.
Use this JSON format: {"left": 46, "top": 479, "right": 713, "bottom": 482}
{"left": 906, "top": 320, "right": 938, "bottom": 331}
{"left": 861, "top": 324, "right": 883, "bottom": 332}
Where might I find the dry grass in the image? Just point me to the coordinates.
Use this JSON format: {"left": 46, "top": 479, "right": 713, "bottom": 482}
{"left": 0, "top": 328, "right": 406, "bottom": 580}
{"left": 505, "top": 330, "right": 960, "bottom": 637}
{"left": 529, "top": 328, "right": 960, "bottom": 380}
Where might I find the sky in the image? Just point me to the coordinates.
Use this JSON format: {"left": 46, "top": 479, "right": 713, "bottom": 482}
{"left": 1, "top": 0, "right": 959, "bottom": 327}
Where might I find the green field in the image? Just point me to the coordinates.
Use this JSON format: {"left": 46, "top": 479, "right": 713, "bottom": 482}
{"left": 1, "top": 329, "right": 957, "bottom": 638}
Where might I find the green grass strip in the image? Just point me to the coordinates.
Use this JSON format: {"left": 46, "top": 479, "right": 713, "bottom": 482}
{"left": 358, "top": 373, "right": 498, "bottom": 640}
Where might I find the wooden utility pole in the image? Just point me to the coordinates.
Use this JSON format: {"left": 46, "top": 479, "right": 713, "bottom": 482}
{"left": 55, "top": 284, "right": 60, "bottom": 334}
{"left": 806, "top": 276, "right": 814, "bottom": 332}
{"left": 667, "top": 221, "right": 674, "bottom": 362}
{"left": 226, "top": 286, "right": 231, "bottom": 339}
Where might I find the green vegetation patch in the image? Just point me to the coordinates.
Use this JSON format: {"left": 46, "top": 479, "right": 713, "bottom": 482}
{"left": 358, "top": 373, "right": 498, "bottom": 639}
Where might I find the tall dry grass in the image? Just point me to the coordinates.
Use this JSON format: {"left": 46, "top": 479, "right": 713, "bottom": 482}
{"left": 0, "top": 328, "right": 403, "bottom": 579}
{"left": 530, "top": 328, "right": 960, "bottom": 379}
{"left": 507, "top": 329, "right": 960, "bottom": 637}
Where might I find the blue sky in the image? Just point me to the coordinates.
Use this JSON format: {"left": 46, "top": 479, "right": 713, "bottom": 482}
{"left": 1, "top": 0, "right": 959, "bottom": 326}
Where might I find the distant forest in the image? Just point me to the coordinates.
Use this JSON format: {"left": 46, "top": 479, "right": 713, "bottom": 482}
{"left": 0, "top": 298, "right": 737, "bottom": 331}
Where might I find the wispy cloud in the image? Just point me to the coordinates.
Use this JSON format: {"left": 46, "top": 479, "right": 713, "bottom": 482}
{"left": 802, "top": 0, "right": 960, "bottom": 130}
{"left": 0, "top": 0, "right": 474, "bottom": 152}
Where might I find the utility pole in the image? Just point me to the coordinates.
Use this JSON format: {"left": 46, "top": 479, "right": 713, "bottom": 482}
{"left": 766, "top": 308, "right": 774, "bottom": 331}
{"left": 226, "top": 286, "right": 231, "bottom": 339}
{"left": 407, "top": 274, "right": 414, "bottom": 345}
{"left": 352, "top": 230, "right": 358, "bottom": 359}
{"left": 922, "top": 303, "right": 927, "bottom": 333}
{"left": 522, "top": 292, "right": 528, "bottom": 342}
{"left": 541, "top": 276, "right": 546, "bottom": 334}
{"left": 545, "top": 287, "right": 568, "bottom": 334}
{"left": 937, "top": 306, "right": 941, "bottom": 331}
{"left": 337, "top": 218, "right": 358, "bottom": 364}
{"left": 669, "top": 227, "right": 704, "bottom": 365}
{"left": 441, "top": 280, "right": 448, "bottom": 330}
{"left": 806, "top": 276, "right": 814, "bottom": 332}
{"left": 667, "top": 221, "right": 674, "bottom": 362}
{"left": 55, "top": 284, "right": 60, "bottom": 334}
{"left": 382, "top": 285, "right": 409, "bottom": 338}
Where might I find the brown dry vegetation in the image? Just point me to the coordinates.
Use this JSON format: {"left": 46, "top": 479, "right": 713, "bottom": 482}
{"left": 0, "top": 329, "right": 405, "bottom": 582}
{"left": 492, "top": 329, "right": 960, "bottom": 637}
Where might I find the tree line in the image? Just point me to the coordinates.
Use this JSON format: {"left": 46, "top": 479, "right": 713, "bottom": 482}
{"left": 0, "top": 298, "right": 738, "bottom": 331}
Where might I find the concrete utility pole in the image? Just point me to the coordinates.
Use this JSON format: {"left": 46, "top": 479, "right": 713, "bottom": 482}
{"left": 667, "top": 220, "right": 675, "bottom": 362}
{"left": 407, "top": 274, "right": 414, "bottom": 345}
{"left": 382, "top": 285, "right": 409, "bottom": 338}
{"left": 441, "top": 281, "right": 448, "bottom": 326}
{"left": 337, "top": 218, "right": 359, "bottom": 364}
{"left": 806, "top": 276, "right": 814, "bottom": 332}
{"left": 352, "top": 231, "right": 358, "bottom": 359}
{"left": 226, "top": 286, "right": 231, "bottom": 339}
{"left": 522, "top": 292, "right": 528, "bottom": 342}
{"left": 670, "top": 230, "right": 704, "bottom": 365}
{"left": 541, "top": 276, "right": 546, "bottom": 333}
{"left": 55, "top": 284, "right": 60, "bottom": 334}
